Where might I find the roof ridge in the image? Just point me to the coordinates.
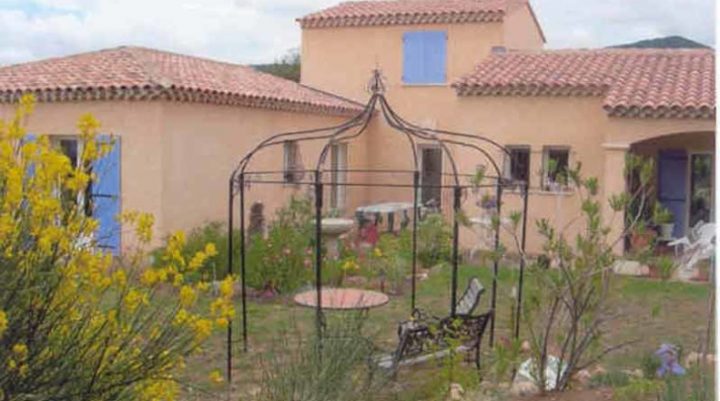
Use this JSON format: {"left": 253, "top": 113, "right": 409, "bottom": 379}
{"left": 0, "top": 46, "right": 125, "bottom": 70}
{"left": 498, "top": 48, "right": 714, "bottom": 55}
{"left": 0, "top": 45, "right": 364, "bottom": 117}
{"left": 296, "top": 82, "right": 366, "bottom": 108}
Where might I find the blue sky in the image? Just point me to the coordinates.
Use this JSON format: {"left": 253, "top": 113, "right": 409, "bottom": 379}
{"left": 0, "top": 0, "right": 714, "bottom": 65}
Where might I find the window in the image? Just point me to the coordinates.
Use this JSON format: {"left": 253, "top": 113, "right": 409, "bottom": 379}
{"left": 402, "top": 31, "right": 447, "bottom": 84}
{"left": 330, "top": 143, "right": 348, "bottom": 211}
{"left": 52, "top": 137, "right": 93, "bottom": 217}
{"left": 503, "top": 146, "right": 531, "bottom": 186}
{"left": 542, "top": 147, "right": 570, "bottom": 190}
{"left": 283, "top": 140, "right": 302, "bottom": 184}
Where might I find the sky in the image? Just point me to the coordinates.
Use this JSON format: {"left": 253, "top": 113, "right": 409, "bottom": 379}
{"left": 0, "top": 0, "right": 714, "bottom": 66}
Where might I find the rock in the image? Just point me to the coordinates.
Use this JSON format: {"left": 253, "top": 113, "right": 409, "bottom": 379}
{"left": 573, "top": 369, "right": 592, "bottom": 385}
{"left": 520, "top": 340, "right": 531, "bottom": 353}
{"left": 448, "top": 383, "right": 464, "bottom": 400}
{"left": 612, "top": 260, "right": 649, "bottom": 276}
{"left": 592, "top": 366, "right": 607, "bottom": 377}
{"left": 510, "top": 380, "right": 539, "bottom": 397}
{"left": 685, "top": 352, "right": 716, "bottom": 367}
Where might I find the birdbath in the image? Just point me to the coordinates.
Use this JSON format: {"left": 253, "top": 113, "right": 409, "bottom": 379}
{"left": 321, "top": 218, "right": 354, "bottom": 260}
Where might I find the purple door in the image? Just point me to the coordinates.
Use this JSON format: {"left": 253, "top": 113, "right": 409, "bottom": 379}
{"left": 658, "top": 150, "right": 688, "bottom": 238}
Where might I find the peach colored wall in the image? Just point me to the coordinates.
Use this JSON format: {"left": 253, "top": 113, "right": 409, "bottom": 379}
{"left": 301, "top": 22, "right": 505, "bottom": 102}
{"left": 159, "top": 102, "right": 366, "bottom": 238}
{"left": 0, "top": 101, "right": 166, "bottom": 250}
{"left": 0, "top": 100, "right": 364, "bottom": 250}
{"left": 342, "top": 89, "right": 715, "bottom": 254}
{"left": 503, "top": 3, "right": 545, "bottom": 50}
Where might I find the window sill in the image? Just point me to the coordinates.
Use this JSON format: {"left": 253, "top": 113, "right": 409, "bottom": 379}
{"left": 503, "top": 188, "right": 575, "bottom": 197}
{"left": 401, "top": 83, "right": 448, "bottom": 87}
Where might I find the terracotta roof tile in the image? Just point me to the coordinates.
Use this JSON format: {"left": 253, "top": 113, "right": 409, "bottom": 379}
{"left": 298, "top": 0, "right": 525, "bottom": 28}
{"left": 453, "top": 49, "right": 715, "bottom": 119}
{"left": 0, "top": 46, "right": 363, "bottom": 116}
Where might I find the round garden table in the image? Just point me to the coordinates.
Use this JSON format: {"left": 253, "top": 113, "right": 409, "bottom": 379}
{"left": 293, "top": 288, "right": 389, "bottom": 311}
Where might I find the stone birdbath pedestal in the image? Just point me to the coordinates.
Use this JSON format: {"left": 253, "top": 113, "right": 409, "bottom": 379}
{"left": 321, "top": 218, "right": 354, "bottom": 260}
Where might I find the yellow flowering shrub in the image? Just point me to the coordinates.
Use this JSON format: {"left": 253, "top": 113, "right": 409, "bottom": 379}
{"left": 0, "top": 96, "right": 232, "bottom": 400}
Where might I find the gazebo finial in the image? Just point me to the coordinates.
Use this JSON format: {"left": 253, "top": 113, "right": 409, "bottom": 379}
{"left": 368, "top": 69, "right": 386, "bottom": 94}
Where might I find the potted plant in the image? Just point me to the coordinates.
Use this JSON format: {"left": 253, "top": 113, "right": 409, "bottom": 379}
{"left": 653, "top": 204, "right": 675, "bottom": 240}
{"left": 630, "top": 220, "right": 656, "bottom": 251}
{"left": 648, "top": 255, "right": 675, "bottom": 280}
{"left": 480, "top": 193, "right": 497, "bottom": 210}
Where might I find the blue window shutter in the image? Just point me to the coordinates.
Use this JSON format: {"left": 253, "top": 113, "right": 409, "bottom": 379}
{"left": 423, "top": 31, "right": 447, "bottom": 83}
{"left": 92, "top": 135, "right": 121, "bottom": 254}
{"left": 403, "top": 32, "right": 425, "bottom": 84}
{"left": 403, "top": 31, "right": 447, "bottom": 84}
{"left": 22, "top": 133, "right": 37, "bottom": 178}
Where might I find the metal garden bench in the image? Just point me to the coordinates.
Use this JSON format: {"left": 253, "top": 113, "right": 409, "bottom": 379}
{"left": 377, "top": 277, "right": 493, "bottom": 371}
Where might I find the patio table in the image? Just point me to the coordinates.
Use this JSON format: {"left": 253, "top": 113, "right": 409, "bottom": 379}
{"left": 293, "top": 288, "right": 389, "bottom": 311}
{"left": 355, "top": 202, "right": 418, "bottom": 232}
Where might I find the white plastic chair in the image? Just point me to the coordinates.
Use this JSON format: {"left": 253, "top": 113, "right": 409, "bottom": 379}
{"left": 669, "top": 222, "right": 714, "bottom": 255}
{"left": 673, "top": 222, "right": 716, "bottom": 274}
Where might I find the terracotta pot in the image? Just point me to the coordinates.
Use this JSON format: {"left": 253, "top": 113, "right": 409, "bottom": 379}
{"left": 647, "top": 265, "right": 661, "bottom": 279}
{"left": 630, "top": 230, "right": 656, "bottom": 251}
{"left": 691, "top": 270, "right": 710, "bottom": 282}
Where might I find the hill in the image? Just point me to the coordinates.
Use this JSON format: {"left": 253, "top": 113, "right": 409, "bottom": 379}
{"left": 609, "top": 35, "right": 710, "bottom": 49}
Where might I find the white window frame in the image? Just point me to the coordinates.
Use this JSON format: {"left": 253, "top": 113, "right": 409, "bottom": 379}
{"left": 330, "top": 142, "right": 348, "bottom": 212}
{"left": 283, "top": 140, "right": 301, "bottom": 184}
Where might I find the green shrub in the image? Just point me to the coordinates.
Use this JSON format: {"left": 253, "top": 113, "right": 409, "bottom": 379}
{"left": 589, "top": 370, "right": 631, "bottom": 388}
{"left": 365, "top": 234, "right": 411, "bottom": 293}
{"left": 246, "top": 196, "right": 315, "bottom": 293}
{"left": 421, "top": 213, "right": 453, "bottom": 267}
{"left": 257, "top": 314, "right": 388, "bottom": 401}
{"left": 615, "top": 379, "right": 664, "bottom": 401}
{"left": 154, "top": 196, "right": 316, "bottom": 293}
{"left": 641, "top": 352, "right": 662, "bottom": 379}
{"left": 152, "top": 221, "right": 240, "bottom": 282}
{"left": 661, "top": 366, "right": 714, "bottom": 401}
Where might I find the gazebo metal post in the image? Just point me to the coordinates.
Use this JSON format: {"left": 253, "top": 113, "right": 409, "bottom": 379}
{"left": 514, "top": 181, "right": 530, "bottom": 340}
{"left": 489, "top": 184, "right": 504, "bottom": 348}
{"left": 239, "top": 173, "right": 248, "bottom": 353}
{"left": 226, "top": 178, "right": 234, "bottom": 383}
{"left": 313, "top": 170, "right": 324, "bottom": 340}
{"left": 450, "top": 186, "right": 462, "bottom": 317}
{"left": 411, "top": 171, "right": 420, "bottom": 311}
{"left": 224, "top": 71, "right": 527, "bottom": 377}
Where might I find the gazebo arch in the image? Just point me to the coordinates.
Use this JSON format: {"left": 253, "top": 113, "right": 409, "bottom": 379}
{"left": 225, "top": 70, "right": 531, "bottom": 382}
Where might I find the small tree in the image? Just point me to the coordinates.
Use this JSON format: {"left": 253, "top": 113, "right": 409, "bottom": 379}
{"left": 508, "top": 159, "right": 650, "bottom": 392}
{"left": 0, "top": 96, "right": 233, "bottom": 400}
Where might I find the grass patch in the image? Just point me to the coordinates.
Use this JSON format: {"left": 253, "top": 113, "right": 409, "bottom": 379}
{"left": 179, "top": 264, "right": 711, "bottom": 400}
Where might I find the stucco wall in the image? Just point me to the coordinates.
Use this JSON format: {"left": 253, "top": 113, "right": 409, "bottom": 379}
{"left": 0, "top": 100, "right": 366, "bottom": 250}
{"left": 159, "top": 102, "right": 367, "bottom": 239}
{"left": 353, "top": 92, "right": 715, "bottom": 254}
{"left": 301, "top": 22, "right": 505, "bottom": 102}
{"left": 503, "top": 3, "right": 545, "bottom": 50}
{"left": 0, "top": 101, "right": 166, "bottom": 250}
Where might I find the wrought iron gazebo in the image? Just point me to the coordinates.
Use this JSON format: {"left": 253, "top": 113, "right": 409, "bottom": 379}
{"left": 226, "top": 71, "right": 530, "bottom": 382}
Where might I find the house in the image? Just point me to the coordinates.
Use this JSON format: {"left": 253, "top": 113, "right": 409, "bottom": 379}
{"left": 0, "top": 0, "right": 714, "bottom": 255}
{"left": 297, "top": 0, "right": 715, "bottom": 253}
{"left": 0, "top": 46, "right": 363, "bottom": 252}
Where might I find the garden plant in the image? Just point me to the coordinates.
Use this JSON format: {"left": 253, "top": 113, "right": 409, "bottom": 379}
{"left": 0, "top": 96, "right": 232, "bottom": 400}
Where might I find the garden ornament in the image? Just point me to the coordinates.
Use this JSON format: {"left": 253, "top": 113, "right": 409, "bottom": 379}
{"left": 655, "top": 343, "right": 686, "bottom": 377}
{"left": 248, "top": 201, "right": 265, "bottom": 238}
{"left": 517, "top": 356, "right": 567, "bottom": 390}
